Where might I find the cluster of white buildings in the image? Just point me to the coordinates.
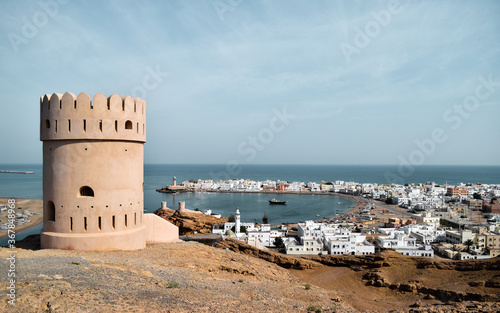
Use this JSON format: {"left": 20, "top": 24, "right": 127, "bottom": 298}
{"left": 285, "top": 221, "right": 375, "bottom": 256}
{"left": 179, "top": 177, "right": 500, "bottom": 259}
{"left": 181, "top": 178, "right": 360, "bottom": 193}
{"left": 213, "top": 208, "right": 287, "bottom": 249}
{"left": 180, "top": 179, "right": 500, "bottom": 211}
{"left": 377, "top": 225, "right": 443, "bottom": 258}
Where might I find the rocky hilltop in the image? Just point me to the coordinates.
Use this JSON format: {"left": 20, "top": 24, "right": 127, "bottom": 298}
{"left": 217, "top": 238, "right": 322, "bottom": 270}
{"left": 2, "top": 235, "right": 499, "bottom": 312}
{"left": 1, "top": 236, "right": 347, "bottom": 313}
{"left": 154, "top": 207, "right": 228, "bottom": 235}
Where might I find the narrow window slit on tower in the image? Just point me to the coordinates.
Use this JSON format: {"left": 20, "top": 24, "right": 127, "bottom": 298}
{"left": 125, "top": 214, "right": 128, "bottom": 227}
{"left": 134, "top": 213, "right": 137, "bottom": 225}
{"left": 47, "top": 201, "right": 55, "bottom": 222}
{"left": 83, "top": 119, "right": 86, "bottom": 132}
{"left": 55, "top": 120, "right": 58, "bottom": 133}
{"left": 84, "top": 217, "right": 87, "bottom": 231}
{"left": 99, "top": 120, "right": 102, "bottom": 132}
{"left": 59, "top": 100, "right": 62, "bottom": 109}
{"left": 68, "top": 119, "right": 71, "bottom": 132}
{"left": 70, "top": 217, "right": 73, "bottom": 231}
{"left": 115, "top": 120, "right": 118, "bottom": 132}
{"left": 143, "top": 124, "right": 145, "bottom": 134}
{"left": 112, "top": 215, "right": 116, "bottom": 229}
{"left": 134, "top": 103, "right": 136, "bottom": 112}
{"left": 45, "top": 120, "right": 50, "bottom": 129}
{"left": 137, "top": 123, "right": 139, "bottom": 133}
{"left": 98, "top": 216, "right": 102, "bottom": 230}
{"left": 74, "top": 100, "right": 77, "bottom": 109}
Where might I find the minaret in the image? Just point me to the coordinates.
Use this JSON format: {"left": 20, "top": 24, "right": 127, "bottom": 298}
{"left": 40, "top": 92, "right": 146, "bottom": 250}
{"left": 235, "top": 207, "right": 241, "bottom": 235}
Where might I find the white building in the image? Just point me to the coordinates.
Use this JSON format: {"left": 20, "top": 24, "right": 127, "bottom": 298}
{"left": 286, "top": 181, "right": 305, "bottom": 192}
{"left": 308, "top": 182, "right": 321, "bottom": 192}
{"left": 412, "top": 211, "right": 441, "bottom": 228}
{"left": 298, "top": 221, "right": 343, "bottom": 238}
{"left": 445, "top": 229, "right": 474, "bottom": 244}
{"left": 402, "top": 224, "right": 446, "bottom": 244}
{"left": 285, "top": 236, "right": 327, "bottom": 255}
{"left": 324, "top": 230, "right": 375, "bottom": 255}
{"left": 378, "top": 231, "right": 434, "bottom": 258}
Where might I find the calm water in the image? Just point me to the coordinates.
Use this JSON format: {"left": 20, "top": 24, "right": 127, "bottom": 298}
{"left": 1, "top": 164, "right": 499, "bottom": 239}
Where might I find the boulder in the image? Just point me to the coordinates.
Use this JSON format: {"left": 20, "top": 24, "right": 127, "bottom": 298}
{"left": 154, "top": 207, "right": 228, "bottom": 235}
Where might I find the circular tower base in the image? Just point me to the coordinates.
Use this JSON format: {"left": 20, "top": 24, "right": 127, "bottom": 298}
{"left": 41, "top": 225, "right": 146, "bottom": 251}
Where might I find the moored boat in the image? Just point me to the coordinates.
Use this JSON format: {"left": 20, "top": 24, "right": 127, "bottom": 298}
{"left": 269, "top": 199, "right": 287, "bottom": 205}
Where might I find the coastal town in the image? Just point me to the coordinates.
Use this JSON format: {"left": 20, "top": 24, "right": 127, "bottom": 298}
{"left": 158, "top": 177, "right": 500, "bottom": 261}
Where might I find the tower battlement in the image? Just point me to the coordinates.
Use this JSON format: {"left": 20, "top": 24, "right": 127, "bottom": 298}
{"left": 40, "top": 92, "right": 146, "bottom": 142}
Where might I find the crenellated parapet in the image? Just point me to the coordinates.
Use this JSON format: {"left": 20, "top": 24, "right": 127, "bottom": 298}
{"left": 40, "top": 92, "right": 146, "bottom": 142}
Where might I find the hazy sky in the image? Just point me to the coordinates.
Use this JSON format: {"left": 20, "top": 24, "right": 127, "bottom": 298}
{"left": 0, "top": 0, "right": 499, "bottom": 165}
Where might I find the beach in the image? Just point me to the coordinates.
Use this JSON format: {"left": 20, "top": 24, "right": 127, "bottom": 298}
{"left": 0, "top": 198, "right": 43, "bottom": 240}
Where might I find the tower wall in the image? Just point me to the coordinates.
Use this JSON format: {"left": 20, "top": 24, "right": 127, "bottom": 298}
{"left": 40, "top": 92, "right": 146, "bottom": 250}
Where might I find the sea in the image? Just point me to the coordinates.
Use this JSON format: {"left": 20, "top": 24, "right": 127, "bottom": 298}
{"left": 1, "top": 164, "right": 499, "bottom": 243}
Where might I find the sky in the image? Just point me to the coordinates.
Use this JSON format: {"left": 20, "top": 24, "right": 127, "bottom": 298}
{"left": 0, "top": 0, "right": 499, "bottom": 166}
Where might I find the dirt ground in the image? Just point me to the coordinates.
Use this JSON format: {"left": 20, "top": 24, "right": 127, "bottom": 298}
{"left": 291, "top": 266, "right": 423, "bottom": 311}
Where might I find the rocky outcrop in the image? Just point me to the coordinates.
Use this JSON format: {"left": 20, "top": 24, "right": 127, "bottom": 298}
{"left": 217, "top": 242, "right": 500, "bottom": 306}
{"left": 306, "top": 250, "right": 500, "bottom": 272}
{"left": 306, "top": 250, "right": 397, "bottom": 270}
{"left": 154, "top": 207, "right": 228, "bottom": 235}
{"left": 216, "top": 238, "right": 323, "bottom": 270}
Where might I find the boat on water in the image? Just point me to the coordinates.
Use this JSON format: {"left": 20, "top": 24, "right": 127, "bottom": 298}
{"left": 269, "top": 199, "right": 287, "bottom": 205}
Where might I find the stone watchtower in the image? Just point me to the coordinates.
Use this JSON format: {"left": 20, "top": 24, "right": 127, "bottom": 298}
{"left": 40, "top": 92, "right": 147, "bottom": 250}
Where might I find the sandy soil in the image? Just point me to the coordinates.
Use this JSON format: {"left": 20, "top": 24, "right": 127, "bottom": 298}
{"left": 0, "top": 198, "right": 43, "bottom": 240}
{"left": 291, "top": 266, "right": 423, "bottom": 311}
{"left": 0, "top": 240, "right": 350, "bottom": 313}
